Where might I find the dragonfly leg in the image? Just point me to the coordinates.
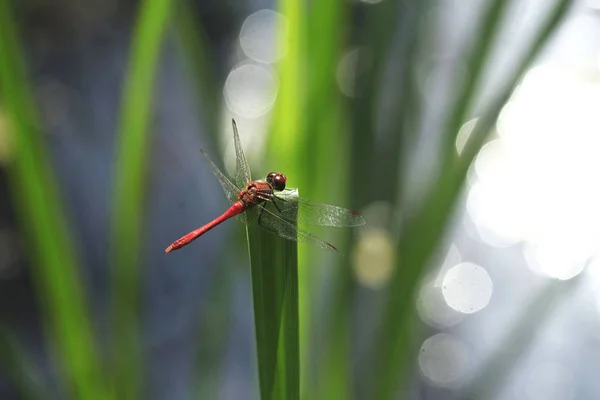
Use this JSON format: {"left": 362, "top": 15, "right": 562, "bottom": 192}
{"left": 255, "top": 189, "right": 274, "bottom": 203}
{"left": 257, "top": 191, "right": 287, "bottom": 212}
{"left": 256, "top": 194, "right": 272, "bottom": 202}
{"left": 258, "top": 206, "right": 264, "bottom": 225}
{"left": 270, "top": 197, "right": 283, "bottom": 213}
{"left": 269, "top": 193, "right": 288, "bottom": 202}
{"left": 257, "top": 206, "right": 280, "bottom": 235}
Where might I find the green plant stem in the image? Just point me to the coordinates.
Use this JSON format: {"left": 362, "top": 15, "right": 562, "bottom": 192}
{"left": 246, "top": 190, "right": 300, "bottom": 400}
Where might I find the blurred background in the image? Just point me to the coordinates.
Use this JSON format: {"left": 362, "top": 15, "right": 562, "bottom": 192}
{"left": 0, "top": 0, "right": 597, "bottom": 399}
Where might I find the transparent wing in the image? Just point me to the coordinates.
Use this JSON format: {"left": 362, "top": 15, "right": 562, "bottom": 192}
{"left": 200, "top": 149, "right": 241, "bottom": 206}
{"left": 255, "top": 201, "right": 339, "bottom": 253}
{"left": 274, "top": 195, "right": 366, "bottom": 227}
{"left": 232, "top": 119, "right": 252, "bottom": 188}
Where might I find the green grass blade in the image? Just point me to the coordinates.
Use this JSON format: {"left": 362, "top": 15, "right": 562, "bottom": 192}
{"left": 459, "top": 0, "right": 574, "bottom": 169}
{"left": 267, "top": 1, "right": 309, "bottom": 396}
{"left": 270, "top": 0, "right": 304, "bottom": 166}
{"left": 442, "top": 0, "right": 511, "bottom": 157}
{"left": 109, "top": 1, "right": 171, "bottom": 398}
{"left": 246, "top": 190, "right": 300, "bottom": 400}
{"left": 0, "top": 2, "right": 111, "bottom": 399}
{"left": 373, "top": 1, "right": 574, "bottom": 398}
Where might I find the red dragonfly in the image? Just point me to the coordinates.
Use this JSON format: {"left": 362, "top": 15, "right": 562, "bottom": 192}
{"left": 165, "top": 119, "right": 365, "bottom": 253}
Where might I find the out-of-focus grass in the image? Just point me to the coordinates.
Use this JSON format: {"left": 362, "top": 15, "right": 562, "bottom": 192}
{"left": 373, "top": 1, "right": 574, "bottom": 399}
{"left": 0, "top": 1, "right": 112, "bottom": 399}
{"left": 109, "top": 1, "right": 171, "bottom": 399}
{"left": 260, "top": 0, "right": 574, "bottom": 398}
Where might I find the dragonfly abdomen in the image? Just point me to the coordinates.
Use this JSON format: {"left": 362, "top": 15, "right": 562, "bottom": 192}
{"left": 165, "top": 201, "right": 246, "bottom": 253}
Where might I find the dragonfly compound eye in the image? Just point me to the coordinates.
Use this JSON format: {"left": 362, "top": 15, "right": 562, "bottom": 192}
{"left": 267, "top": 172, "right": 286, "bottom": 191}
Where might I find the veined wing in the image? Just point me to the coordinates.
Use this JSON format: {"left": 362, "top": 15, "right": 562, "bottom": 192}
{"left": 232, "top": 119, "right": 252, "bottom": 188}
{"left": 275, "top": 195, "right": 366, "bottom": 227}
{"left": 200, "top": 149, "right": 240, "bottom": 206}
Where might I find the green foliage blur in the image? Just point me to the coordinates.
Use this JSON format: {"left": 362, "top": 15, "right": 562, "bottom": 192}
{"left": 0, "top": 0, "right": 574, "bottom": 399}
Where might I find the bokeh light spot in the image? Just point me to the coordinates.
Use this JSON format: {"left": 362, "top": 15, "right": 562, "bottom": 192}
{"left": 523, "top": 238, "right": 590, "bottom": 280}
{"left": 353, "top": 228, "right": 394, "bottom": 289}
{"left": 442, "top": 262, "right": 493, "bottom": 314}
{"left": 224, "top": 64, "right": 278, "bottom": 118}
{"left": 418, "top": 333, "right": 469, "bottom": 387}
{"left": 336, "top": 48, "right": 360, "bottom": 97}
{"left": 455, "top": 118, "right": 478, "bottom": 155}
{"left": 239, "top": 10, "right": 288, "bottom": 64}
{"left": 468, "top": 65, "right": 600, "bottom": 277}
{"left": 417, "top": 280, "right": 463, "bottom": 328}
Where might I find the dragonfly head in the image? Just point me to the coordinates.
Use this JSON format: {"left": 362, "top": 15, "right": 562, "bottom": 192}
{"left": 266, "top": 172, "right": 286, "bottom": 191}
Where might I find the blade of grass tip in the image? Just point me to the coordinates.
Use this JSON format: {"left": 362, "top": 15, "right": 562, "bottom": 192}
{"left": 373, "top": 1, "right": 574, "bottom": 398}
{"left": 0, "top": 2, "right": 112, "bottom": 399}
{"left": 458, "top": 275, "right": 581, "bottom": 400}
{"left": 246, "top": 190, "right": 300, "bottom": 400}
{"left": 0, "top": 323, "right": 50, "bottom": 400}
{"left": 109, "top": 1, "right": 171, "bottom": 399}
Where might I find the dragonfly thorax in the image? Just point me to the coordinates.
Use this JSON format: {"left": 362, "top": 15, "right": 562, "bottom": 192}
{"left": 238, "top": 181, "right": 273, "bottom": 206}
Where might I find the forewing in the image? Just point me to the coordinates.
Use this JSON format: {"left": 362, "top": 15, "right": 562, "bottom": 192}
{"left": 232, "top": 119, "right": 252, "bottom": 188}
{"left": 276, "top": 195, "right": 366, "bottom": 227}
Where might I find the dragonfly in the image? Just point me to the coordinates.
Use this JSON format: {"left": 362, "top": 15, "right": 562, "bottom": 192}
{"left": 165, "top": 119, "right": 366, "bottom": 253}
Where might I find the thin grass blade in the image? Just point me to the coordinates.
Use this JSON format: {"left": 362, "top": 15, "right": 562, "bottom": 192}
{"left": 109, "top": 1, "right": 171, "bottom": 398}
